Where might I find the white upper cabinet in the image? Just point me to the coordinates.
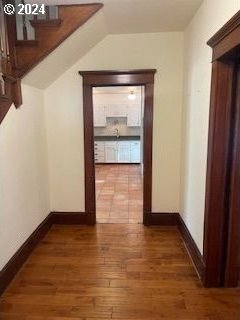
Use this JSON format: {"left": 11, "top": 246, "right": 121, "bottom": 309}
{"left": 93, "top": 90, "right": 142, "bottom": 127}
{"left": 93, "top": 104, "right": 106, "bottom": 127}
{"left": 106, "top": 104, "right": 127, "bottom": 117}
{"left": 127, "top": 104, "right": 141, "bottom": 127}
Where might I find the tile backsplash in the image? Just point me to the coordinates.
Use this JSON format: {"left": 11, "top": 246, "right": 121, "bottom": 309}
{"left": 94, "top": 117, "right": 140, "bottom": 136}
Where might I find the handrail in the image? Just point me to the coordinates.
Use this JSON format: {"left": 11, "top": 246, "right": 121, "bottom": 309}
{"left": 0, "top": 1, "right": 9, "bottom": 95}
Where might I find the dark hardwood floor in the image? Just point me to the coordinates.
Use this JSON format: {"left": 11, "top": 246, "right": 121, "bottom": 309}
{"left": 0, "top": 224, "right": 239, "bottom": 319}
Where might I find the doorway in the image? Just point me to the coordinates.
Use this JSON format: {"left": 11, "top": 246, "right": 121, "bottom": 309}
{"left": 79, "top": 70, "right": 156, "bottom": 226}
{"left": 93, "top": 86, "right": 144, "bottom": 223}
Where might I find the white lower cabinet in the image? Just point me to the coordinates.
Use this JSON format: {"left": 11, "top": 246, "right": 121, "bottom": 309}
{"left": 130, "top": 141, "right": 141, "bottom": 163}
{"left": 118, "top": 142, "right": 130, "bottom": 163}
{"left": 95, "top": 140, "right": 140, "bottom": 163}
{"left": 94, "top": 141, "right": 105, "bottom": 163}
{"left": 105, "top": 142, "right": 118, "bottom": 163}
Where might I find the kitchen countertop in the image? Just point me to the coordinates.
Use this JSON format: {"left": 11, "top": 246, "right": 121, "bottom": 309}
{"left": 94, "top": 136, "right": 140, "bottom": 141}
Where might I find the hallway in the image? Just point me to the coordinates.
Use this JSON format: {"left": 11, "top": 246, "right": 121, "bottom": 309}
{"left": 96, "top": 165, "right": 143, "bottom": 224}
{"left": 0, "top": 224, "right": 239, "bottom": 319}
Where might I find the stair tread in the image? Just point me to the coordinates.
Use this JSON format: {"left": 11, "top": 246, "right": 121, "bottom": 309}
{"left": 15, "top": 40, "right": 38, "bottom": 47}
{"left": 30, "top": 19, "right": 62, "bottom": 28}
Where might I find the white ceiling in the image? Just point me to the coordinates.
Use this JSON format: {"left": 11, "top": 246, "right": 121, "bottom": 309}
{"left": 27, "top": 0, "right": 203, "bottom": 33}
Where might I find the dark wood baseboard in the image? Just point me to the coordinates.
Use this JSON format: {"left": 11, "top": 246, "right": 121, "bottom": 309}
{"left": 145, "top": 212, "right": 179, "bottom": 226}
{"left": 177, "top": 214, "right": 205, "bottom": 280}
{"left": 51, "top": 212, "right": 94, "bottom": 225}
{"left": 0, "top": 213, "right": 52, "bottom": 295}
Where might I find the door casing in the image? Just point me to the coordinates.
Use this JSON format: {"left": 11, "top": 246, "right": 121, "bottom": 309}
{"left": 204, "top": 11, "right": 240, "bottom": 287}
{"left": 79, "top": 70, "right": 156, "bottom": 225}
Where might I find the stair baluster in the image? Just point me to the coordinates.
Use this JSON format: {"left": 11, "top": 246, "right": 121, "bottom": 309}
{"left": 21, "top": 0, "right": 28, "bottom": 40}
{"left": 0, "top": 1, "right": 7, "bottom": 96}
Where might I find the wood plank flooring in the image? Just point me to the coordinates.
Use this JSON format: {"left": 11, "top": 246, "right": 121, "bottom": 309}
{"left": 0, "top": 224, "right": 239, "bottom": 319}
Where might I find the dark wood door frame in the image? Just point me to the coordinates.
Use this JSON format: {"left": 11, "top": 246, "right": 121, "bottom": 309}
{"left": 79, "top": 70, "right": 156, "bottom": 225}
{"left": 204, "top": 11, "right": 240, "bottom": 287}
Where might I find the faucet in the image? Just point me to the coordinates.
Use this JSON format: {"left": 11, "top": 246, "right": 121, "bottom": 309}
{"left": 113, "top": 128, "right": 120, "bottom": 138}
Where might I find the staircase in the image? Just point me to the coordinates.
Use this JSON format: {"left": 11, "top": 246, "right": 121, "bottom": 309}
{"left": 0, "top": 0, "right": 103, "bottom": 124}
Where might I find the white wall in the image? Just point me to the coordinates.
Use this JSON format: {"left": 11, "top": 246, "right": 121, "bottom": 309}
{"left": 45, "top": 32, "right": 184, "bottom": 213}
{"left": 181, "top": 0, "right": 239, "bottom": 253}
{"left": 0, "top": 85, "right": 50, "bottom": 270}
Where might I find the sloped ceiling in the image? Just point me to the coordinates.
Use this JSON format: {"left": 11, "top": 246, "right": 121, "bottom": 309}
{"left": 22, "top": 10, "right": 107, "bottom": 88}
{"left": 23, "top": 0, "right": 203, "bottom": 88}
{"left": 28, "top": 0, "right": 203, "bottom": 33}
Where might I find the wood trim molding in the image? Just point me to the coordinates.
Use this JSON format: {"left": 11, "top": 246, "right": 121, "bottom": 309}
{"left": 51, "top": 212, "right": 95, "bottom": 225}
{"left": 145, "top": 212, "right": 179, "bottom": 226}
{"left": 80, "top": 69, "right": 157, "bottom": 76}
{"left": 224, "top": 63, "right": 240, "bottom": 287}
{"left": 15, "top": 40, "right": 39, "bottom": 47}
{"left": 207, "top": 11, "right": 240, "bottom": 61}
{"left": 204, "top": 11, "right": 240, "bottom": 287}
{"left": 203, "top": 60, "right": 236, "bottom": 287}
{"left": 0, "top": 213, "right": 52, "bottom": 295}
{"left": 79, "top": 69, "right": 157, "bottom": 225}
{"left": 178, "top": 214, "right": 205, "bottom": 280}
{"left": 207, "top": 11, "right": 240, "bottom": 48}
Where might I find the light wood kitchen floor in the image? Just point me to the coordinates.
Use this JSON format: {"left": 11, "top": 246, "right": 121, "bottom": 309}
{"left": 0, "top": 224, "right": 239, "bottom": 319}
{"left": 96, "top": 164, "right": 143, "bottom": 224}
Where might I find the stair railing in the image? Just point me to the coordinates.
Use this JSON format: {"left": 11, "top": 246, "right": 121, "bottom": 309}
{"left": 0, "top": 1, "right": 9, "bottom": 96}
{"left": 15, "top": 0, "right": 59, "bottom": 41}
